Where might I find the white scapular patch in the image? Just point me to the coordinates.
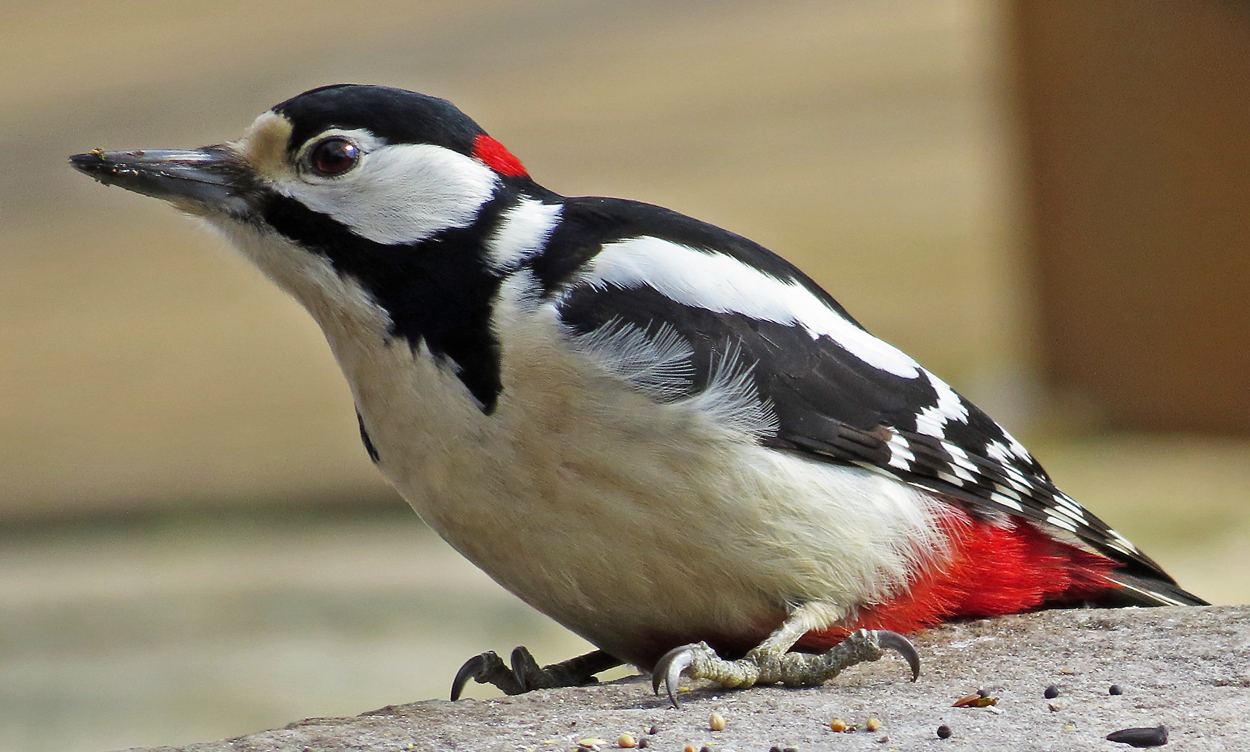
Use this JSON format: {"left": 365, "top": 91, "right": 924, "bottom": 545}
{"left": 273, "top": 138, "right": 499, "bottom": 245}
{"left": 568, "top": 320, "right": 778, "bottom": 440}
{"left": 487, "top": 198, "right": 563, "bottom": 271}
{"left": 581, "top": 237, "right": 922, "bottom": 378}
{"left": 914, "top": 370, "right": 970, "bottom": 440}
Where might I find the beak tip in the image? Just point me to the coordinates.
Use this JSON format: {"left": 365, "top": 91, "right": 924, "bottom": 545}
{"left": 70, "top": 150, "right": 114, "bottom": 182}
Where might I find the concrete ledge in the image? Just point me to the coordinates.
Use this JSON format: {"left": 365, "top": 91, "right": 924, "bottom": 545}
{"left": 125, "top": 605, "right": 1249, "bottom": 752}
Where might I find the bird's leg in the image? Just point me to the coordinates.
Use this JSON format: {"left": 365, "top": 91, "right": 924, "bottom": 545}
{"left": 450, "top": 647, "right": 622, "bottom": 700}
{"left": 652, "top": 603, "right": 921, "bottom": 707}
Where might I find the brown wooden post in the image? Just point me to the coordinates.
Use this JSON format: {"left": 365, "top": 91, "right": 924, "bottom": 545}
{"left": 1012, "top": 0, "right": 1250, "bottom": 432}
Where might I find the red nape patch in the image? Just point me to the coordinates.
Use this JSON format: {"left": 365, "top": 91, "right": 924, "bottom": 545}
{"left": 472, "top": 134, "right": 529, "bottom": 178}
{"left": 794, "top": 511, "right": 1120, "bottom": 651}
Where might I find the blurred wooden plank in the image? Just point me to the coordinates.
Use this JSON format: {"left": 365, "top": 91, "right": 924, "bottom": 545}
{"left": 1013, "top": 0, "right": 1250, "bottom": 432}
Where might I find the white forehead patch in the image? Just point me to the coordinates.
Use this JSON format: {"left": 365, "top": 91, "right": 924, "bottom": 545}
{"left": 273, "top": 137, "right": 499, "bottom": 245}
{"left": 579, "top": 236, "right": 921, "bottom": 378}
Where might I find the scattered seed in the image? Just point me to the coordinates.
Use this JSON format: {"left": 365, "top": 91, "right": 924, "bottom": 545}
{"left": 953, "top": 692, "right": 998, "bottom": 707}
{"left": 1110, "top": 684, "right": 1124, "bottom": 695}
{"left": 783, "top": 747, "right": 799, "bottom": 752}
{"left": 865, "top": 717, "right": 882, "bottom": 732}
{"left": 876, "top": 736, "right": 889, "bottom": 744}
{"left": 936, "top": 725, "right": 952, "bottom": 740}
{"left": 577, "top": 739, "right": 607, "bottom": 750}
{"left": 618, "top": 733, "right": 637, "bottom": 748}
{"left": 700, "top": 746, "right": 713, "bottom": 752}
{"left": 1048, "top": 702, "right": 1065, "bottom": 712}
{"left": 710, "top": 712, "right": 726, "bottom": 731}
{"left": 769, "top": 748, "right": 782, "bottom": 752}
{"left": 684, "top": 745, "right": 696, "bottom": 752}
{"left": 637, "top": 740, "right": 648, "bottom": 749}
{"left": 1106, "top": 725, "right": 1168, "bottom": 748}
{"left": 829, "top": 719, "right": 848, "bottom": 732}
{"left": 647, "top": 726, "right": 659, "bottom": 735}
{"left": 1044, "top": 684, "right": 1060, "bottom": 699}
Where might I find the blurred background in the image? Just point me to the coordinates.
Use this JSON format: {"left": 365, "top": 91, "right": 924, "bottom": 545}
{"left": 2, "top": 1, "right": 1248, "bottom": 750}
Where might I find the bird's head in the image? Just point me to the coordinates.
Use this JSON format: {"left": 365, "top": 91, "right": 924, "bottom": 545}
{"left": 72, "top": 85, "right": 543, "bottom": 413}
{"left": 70, "top": 84, "right": 531, "bottom": 245}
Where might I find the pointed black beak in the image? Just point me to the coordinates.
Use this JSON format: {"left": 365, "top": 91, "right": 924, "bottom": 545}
{"left": 70, "top": 145, "right": 256, "bottom": 216}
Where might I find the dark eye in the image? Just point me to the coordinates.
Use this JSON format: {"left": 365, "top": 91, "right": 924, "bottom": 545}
{"left": 308, "top": 137, "right": 360, "bottom": 176}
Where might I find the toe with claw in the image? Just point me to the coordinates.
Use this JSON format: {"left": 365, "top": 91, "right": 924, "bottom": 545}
{"left": 651, "top": 629, "right": 921, "bottom": 708}
{"left": 450, "top": 647, "right": 621, "bottom": 700}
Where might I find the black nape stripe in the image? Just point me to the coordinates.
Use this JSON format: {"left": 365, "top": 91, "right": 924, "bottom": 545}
{"left": 262, "top": 189, "right": 517, "bottom": 413}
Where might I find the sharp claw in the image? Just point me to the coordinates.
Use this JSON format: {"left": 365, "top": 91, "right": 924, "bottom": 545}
{"left": 873, "top": 630, "right": 921, "bottom": 681}
{"left": 510, "top": 646, "right": 536, "bottom": 691}
{"left": 450, "top": 652, "right": 493, "bottom": 701}
{"left": 652, "top": 645, "right": 696, "bottom": 708}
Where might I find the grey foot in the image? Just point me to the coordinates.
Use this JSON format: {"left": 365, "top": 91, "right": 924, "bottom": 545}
{"left": 651, "top": 629, "right": 921, "bottom": 707}
{"left": 450, "top": 647, "right": 621, "bottom": 700}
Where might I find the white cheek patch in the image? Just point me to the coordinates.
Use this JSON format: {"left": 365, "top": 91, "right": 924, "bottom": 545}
{"left": 580, "top": 237, "right": 922, "bottom": 378}
{"left": 276, "top": 142, "right": 499, "bottom": 245}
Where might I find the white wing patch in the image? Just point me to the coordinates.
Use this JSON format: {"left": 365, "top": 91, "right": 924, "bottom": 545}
{"left": 580, "top": 236, "right": 922, "bottom": 378}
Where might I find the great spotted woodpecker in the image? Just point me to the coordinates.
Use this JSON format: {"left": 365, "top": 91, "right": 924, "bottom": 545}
{"left": 71, "top": 84, "right": 1205, "bottom": 707}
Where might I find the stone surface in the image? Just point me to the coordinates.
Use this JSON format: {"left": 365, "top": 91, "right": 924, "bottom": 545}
{"left": 122, "top": 605, "right": 1250, "bottom": 752}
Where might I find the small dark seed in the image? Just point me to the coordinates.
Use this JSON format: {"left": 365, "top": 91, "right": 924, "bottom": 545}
{"left": 647, "top": 726, "right": 659, "bottom": 735}
{"left": 1110, "top": 684, "right": 1124, "bottom": 695}
{"left": 976, "top": 688, "right": 989, "bottom": 698}
{"left": 783, "top": 747, "right": 799, "bottom": 752}
{"left": 637, "top": 740, "right": 648, "bottom": 749}
{"left": 1106, "top": 725, "right": 1168, "bottom": 747}
{"left": 1044, "top": 684, "right": 1060, "bottom": 699}
{"left": 700, "top": 746, "right": 713, "bottom": 752}
{"left": 937, "top": 725, "right": 952, "bottom": 740}
{"left": 769, "top": 747, "right": 782, "bottom": 752}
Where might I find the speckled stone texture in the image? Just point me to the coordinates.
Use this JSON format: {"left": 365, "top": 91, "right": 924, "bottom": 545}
{"left": 124, "top": 605, "right": 1250, "bottom": 752}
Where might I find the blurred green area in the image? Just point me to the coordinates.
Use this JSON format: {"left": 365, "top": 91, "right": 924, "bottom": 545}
{"left": 0, "top": 1, "right": 1245, "bottom": 751}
